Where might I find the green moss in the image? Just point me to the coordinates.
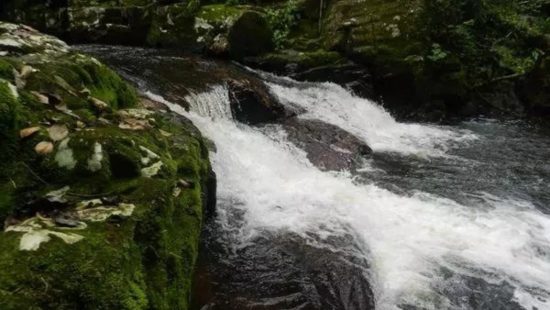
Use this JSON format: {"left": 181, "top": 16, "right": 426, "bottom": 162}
{"left": 197, "top": 4, "right": 243, "bottom": 21}
{"left": 25, "top": 54, "right": 137, "bottom": 110}
{"left": 0, "top": 181, "right": 16, "bottom": 227}
{"left": 0, "top": 23, "right": 212, "bottom": 310}
{"left": 0, "top": 111, "right": 212, "bottom": 310}
{"left": 0, "top": 59, "right": 15, "bottom": 81}
{"left": 0, "top": 80, "right": 20, "bottom": 172}
{"left": 82, "top": 60, "right": 137, "bottom": 109}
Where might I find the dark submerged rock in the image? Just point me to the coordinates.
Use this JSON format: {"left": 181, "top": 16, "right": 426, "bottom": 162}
{"left": 192, "top": 228, "right": 376, "bottom": 310}
{"left": 283, "top": 118, "right": 372, "bottom": 172}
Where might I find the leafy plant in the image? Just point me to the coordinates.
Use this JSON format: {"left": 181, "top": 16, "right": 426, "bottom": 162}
{"left": 420, "top": 0, "right": 547, "bottom": 83}
{"left": 266, "top": 0, "right": 301, "bottom": 48}
{"left": 427, "top": 43, "right": 448, "bottom": 62}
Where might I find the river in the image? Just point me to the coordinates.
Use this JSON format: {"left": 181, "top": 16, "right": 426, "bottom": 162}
{"left": 80, "top": 45, "right": 550, "bottom": 310}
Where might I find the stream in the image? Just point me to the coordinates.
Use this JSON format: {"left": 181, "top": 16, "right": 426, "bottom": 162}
{"left": 80, "top": 45, "right": 550, "bottom": 310}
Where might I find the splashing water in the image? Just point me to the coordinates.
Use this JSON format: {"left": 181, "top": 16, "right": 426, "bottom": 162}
{"left": 147, "top": 79, "right": 550, "bottom": 310}
{"left": 265, "top": 78, "right": 478, "bottom": 157}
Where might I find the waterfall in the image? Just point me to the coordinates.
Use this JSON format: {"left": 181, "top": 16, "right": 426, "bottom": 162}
{"left": 266, "top": 80, "right": 477, "bottom": 157}
{"left": 146, "top": 76, "right": 550, "bottom": 310}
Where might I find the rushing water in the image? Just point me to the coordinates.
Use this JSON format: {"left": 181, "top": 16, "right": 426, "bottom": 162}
{"left": 80, "top": 46, "right": 550, "bottom": 310}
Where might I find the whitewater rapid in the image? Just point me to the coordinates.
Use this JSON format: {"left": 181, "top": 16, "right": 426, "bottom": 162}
{"left": 147, "top": 77, "right": 550, "bottom": 309}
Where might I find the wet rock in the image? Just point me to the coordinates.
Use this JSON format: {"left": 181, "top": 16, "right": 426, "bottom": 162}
{"left": 193, "top": 229, "right": 375, "bottom": 309}
{"left": 283, "top": 118, "right": 372, "bottom": 171}
{"left": 227, "top": 78, "right": 290, "bottom": 125}
{"left": 204, "top": 168, "right": 217, "bottom": 219}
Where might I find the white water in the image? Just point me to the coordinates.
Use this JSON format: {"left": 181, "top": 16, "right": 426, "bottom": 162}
{"left": 146, "top": 79, "right": 550, "bottom": 309}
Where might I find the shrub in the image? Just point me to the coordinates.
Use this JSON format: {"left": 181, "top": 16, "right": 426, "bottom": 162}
{"left": 266, "top": 0, "right": 301, "bottom": 48}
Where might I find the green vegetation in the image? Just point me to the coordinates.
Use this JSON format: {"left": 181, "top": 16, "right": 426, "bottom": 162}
{"left": 420, "top": 0, "right": 548, "bottom": 84}
{"left": 147, "top": 1, "right": 201, "bottom": 48}
{"left": 266, "top": 0, "right": 301, "bottom": 48}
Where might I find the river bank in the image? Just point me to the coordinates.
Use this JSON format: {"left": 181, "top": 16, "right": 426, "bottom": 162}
{"left": 1, "top": 0, "right": 548, "bottom": 121}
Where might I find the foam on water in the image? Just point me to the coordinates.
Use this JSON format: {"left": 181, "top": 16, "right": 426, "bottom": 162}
{"left": 266, "top": 79, "right": 477, "bottom": 157}
{"left": 147, "top": 83, "right": 550, "bottom": 309}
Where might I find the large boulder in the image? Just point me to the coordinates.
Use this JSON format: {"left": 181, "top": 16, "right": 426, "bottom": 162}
{"left": 195, "top": 5, "right": 274, "bottom": 58}
{"left": 0, "top": 22, "right": 214, "bottom": 310}
{"left": 227, "top": 77, "right": 291, "bottom": 125}
{"left": 227, "top": 10, "right": 274, "bottom": 59}
{"left": 283, "top": 118, "right": 372, "bottom": 172}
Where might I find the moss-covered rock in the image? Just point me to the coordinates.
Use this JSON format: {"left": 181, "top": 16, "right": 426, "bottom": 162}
{"left": 321, "top": 0, "right": 548, "bottom": 119}
{"left": 196, "top": 4, "right": 274, "bottom": 58}
{"left": 0, "top": 22, "right": 214, "bottom": 310}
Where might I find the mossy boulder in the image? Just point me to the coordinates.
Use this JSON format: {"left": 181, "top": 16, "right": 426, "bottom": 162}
{"left": 0, "top": 22, "right": 214, "bottom": 309}
{"left": 196, "top": 5, "right": 274, "bottom": 58}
